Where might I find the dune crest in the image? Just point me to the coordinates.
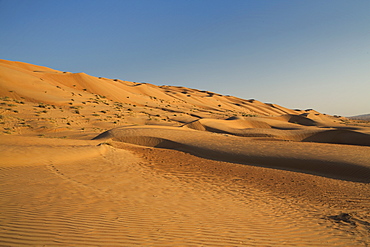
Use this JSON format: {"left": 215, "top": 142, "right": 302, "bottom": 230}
{"left": 0, "top": 59, "right": 304, "bottom": 116}
{"left": 94, "top": 125, "right": 370, "bottom": 182}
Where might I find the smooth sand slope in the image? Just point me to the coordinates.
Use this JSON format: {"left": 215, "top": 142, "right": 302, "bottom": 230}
{"left": 1, "top": 59, "right": 370, "bottom": 245}
{"left": 94, "top": 125, "right": 370, "bottom": 182}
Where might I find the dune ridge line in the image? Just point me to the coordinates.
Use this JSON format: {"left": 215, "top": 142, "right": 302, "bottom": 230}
{"left": 94, "top": 126, "right": 370, "bottom": 183}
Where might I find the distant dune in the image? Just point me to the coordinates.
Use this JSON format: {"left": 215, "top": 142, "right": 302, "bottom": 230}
{"left": 349, "top": 113, "right": 370, "bottom": 121}
{"left": 1, "top": 58, "right": 362, "bottom": 141}
{"left": 0, "top": 59, "right": 296, "bottom": 114}
{"left": 1, "top": 59, "right": 370, "bottom": 246}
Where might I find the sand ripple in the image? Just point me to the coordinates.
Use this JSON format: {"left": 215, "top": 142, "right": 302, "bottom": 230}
{"left": 1, "top": 143, "right": 369, "bottom": 246}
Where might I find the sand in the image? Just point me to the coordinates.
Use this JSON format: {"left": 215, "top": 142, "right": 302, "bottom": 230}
{"left": 1, "top": 59, "right": 370, "bottom": 246}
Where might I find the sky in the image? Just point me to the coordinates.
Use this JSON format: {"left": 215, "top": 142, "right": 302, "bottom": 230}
{"left": 0, "top": 0, "right": 369, "bottom": 116}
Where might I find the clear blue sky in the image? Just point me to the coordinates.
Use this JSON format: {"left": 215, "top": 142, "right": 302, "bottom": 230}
{"left": 1, "top": 0, "right": 369, "bottom": 116}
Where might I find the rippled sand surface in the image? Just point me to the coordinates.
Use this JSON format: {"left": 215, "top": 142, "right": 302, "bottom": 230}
{"left": 1, "top": 136, "right": 369, "bottom": 246}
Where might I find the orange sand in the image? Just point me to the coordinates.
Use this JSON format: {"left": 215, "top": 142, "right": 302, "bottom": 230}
{"left": 1, "top": 59, "right": 369, "bottom": 246}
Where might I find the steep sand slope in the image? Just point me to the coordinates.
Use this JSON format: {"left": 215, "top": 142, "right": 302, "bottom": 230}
{"left": 0, "top": 59, "right": 302, "bottom": 117}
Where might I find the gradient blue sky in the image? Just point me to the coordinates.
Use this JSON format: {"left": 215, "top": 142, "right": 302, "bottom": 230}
{"left": 1, "top": 0, "right": 369, "bottom": 116}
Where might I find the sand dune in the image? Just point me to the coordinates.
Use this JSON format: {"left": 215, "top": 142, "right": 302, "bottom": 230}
{"left": 1, "top": 135, "right": 370, "bottom": 246}
{"left": 0, "top": 59, "right": 301, "bottom": 117}
{"left": 94, "top": 125, "right": 370, "bottom": 182}
{"left": 184, "top": 116, "right": 271, "bottom": 132}
{"left": 1, "top": 59, "right": 370, "bottom": 245}
{"left": 302, "top": 129, "right": 370, "bottom": 146}
{"left": 349, "top": 113, "right": 370, "bottom": 121}
{"left": 182, "top": 115, "right": 370, "bottom": 146}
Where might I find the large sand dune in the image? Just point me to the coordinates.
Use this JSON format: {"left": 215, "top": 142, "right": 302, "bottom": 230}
{"left": 1, "top": 59, "right": 370, "bottom": 245}
{"left": 94, "top": 125, "right": 370, "bottom": 182}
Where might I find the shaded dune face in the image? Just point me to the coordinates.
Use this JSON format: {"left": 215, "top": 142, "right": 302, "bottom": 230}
{"left": 94, "top": 126, "right": 370, "bottom": 183}
{"left": 182, "top": 115, "right": 370, "bottom": 146}
{"left": 302, "top": 129, "right": 370, "bottom": 146}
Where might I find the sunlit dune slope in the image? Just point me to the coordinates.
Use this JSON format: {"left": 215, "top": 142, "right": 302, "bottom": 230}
{"left": 1, "top": 58, "right": 369, "bottom": 146}
{"left": 0, "top": 59, "right": 304, "bottom": 115}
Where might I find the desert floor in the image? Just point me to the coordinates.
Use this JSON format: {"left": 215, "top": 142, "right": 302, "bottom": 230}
{"left": 1, "top": 59, "right": 370, "bottom": 246}
{"left": 1, "top": 131, "right": 370, "bottom": 246}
